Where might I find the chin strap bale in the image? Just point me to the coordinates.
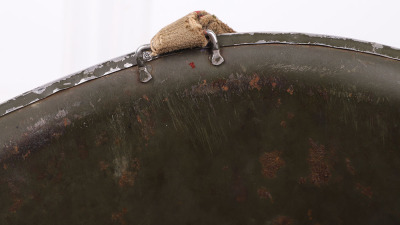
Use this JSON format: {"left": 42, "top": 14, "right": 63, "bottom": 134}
{"left": 150, "top": 11, "right": 235, "bottom": 55}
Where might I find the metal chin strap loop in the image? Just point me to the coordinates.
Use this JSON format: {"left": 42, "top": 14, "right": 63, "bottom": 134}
{"left": 136, "top": 30, "right": 223, "bottom": 83}
{"left": 205, "top": 29, "right": 224, "bottom": 66}
{"left": 136, "top": 44, "right": 153, "bottom": 83}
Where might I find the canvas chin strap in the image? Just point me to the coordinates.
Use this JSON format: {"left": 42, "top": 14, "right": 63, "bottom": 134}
{"left": 150, "top": 11, "right": 235, "bottom": 56}
{"left": 136, "top": 11, "right": 234, "bottom": 83}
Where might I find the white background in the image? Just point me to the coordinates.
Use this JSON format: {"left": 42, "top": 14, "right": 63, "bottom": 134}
{"left": 0, "top": 0, "right": 399, "bottom": 103}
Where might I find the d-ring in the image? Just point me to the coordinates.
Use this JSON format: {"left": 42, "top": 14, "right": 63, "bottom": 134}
{"left": 205, "top": 30, "right": 224, "bottom": 66}
{"left": 136, "top": 44, "right": 153, "bottom": 83}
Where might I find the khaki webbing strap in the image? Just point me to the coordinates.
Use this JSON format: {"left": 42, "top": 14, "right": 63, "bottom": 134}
{"left": 150, "top": 11, "right": 235, "bottom": 55}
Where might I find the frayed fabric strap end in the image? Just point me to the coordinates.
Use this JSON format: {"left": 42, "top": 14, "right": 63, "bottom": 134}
{"left": 150, "top": 11, "right": 235, "bottom": 56}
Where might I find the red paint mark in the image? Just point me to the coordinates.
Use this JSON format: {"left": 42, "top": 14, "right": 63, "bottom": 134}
{"left": 195, "top": 11, "right": 205, "bottom": 18}
{"left": 189, "top": 62, "right": 196, "bottom": 68}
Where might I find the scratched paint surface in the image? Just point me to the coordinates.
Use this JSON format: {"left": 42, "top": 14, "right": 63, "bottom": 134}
{"left": 2, "top": 32, "right": 400, "bottom": 117}
{"left": 0, "top": 43, "right": 400, "bottom": 224}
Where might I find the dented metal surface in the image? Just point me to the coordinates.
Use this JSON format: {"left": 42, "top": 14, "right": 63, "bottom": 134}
{"left": 1, "top": 33, "right": 400, "bottom": 224}
{"left": 1, "top": 32, "right": 400, "bottom": 117}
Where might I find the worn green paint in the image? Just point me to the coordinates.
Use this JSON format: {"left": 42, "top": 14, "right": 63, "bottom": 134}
{"left": 1, "top": 39, "right": 400, "bottom": 224}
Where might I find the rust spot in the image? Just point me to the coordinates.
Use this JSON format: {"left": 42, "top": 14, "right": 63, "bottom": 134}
{"left": 143, "top": 94, "right": 149, "bottom": 101}
{"left": 116, "top": 157, "right": 140, "bottom": 188}
{"left": 22, "top": 150, "right": 31, "bottom": 160}
{"left": 78, "top": 145, "right": 89, "bottom": 159}
{"left": 232, "top": 170, "right": 247, "bottom": 203}
{"left": 308, "top": 209, "right": 313, "bottom": 220}
{"left": 317, "top": 86, "right": 329, "bottom": 100}
{"left": 99, "top": 161, "right": 110, "bottom": 171}
{"left": 136, "top": 115, "right": 142, "bottom": 124}
{"left": 54, "top": 172, "right": 63, "bottom": 183}
{"left": 276, "top": 98, "right": 282, "bottom": 107}
{"left": 211, "top": 79, "right": 228, "bottom": 91}
{"left": 3, "top": 163, "right": 8, "bottom": 170}
{"left": 234, "top": 183, "right": 247, "bottom": 202}
{"left": 136, "top": 109, "right": 155, "bottom": 142}
{"left": 13, "top": 145, "right": 19, "bottom": 154}
{"left": 95, "top": 132, "right": 109, "bottom": 146}
{"left": 271, "top": 82, "right": 277, "bottom": 89}
{"left": 257, "top": 186, "right": 273, "bottom": 203}
{"left": 287, "top": 85, "right": 294, "bottom": 95}
{"left": 119, "top": 171, "right": 136, "bottom": 187}
{"left": 273, "top": 216, "right": 293, "bottom": 225}
{"left": 287, "top": 112, "right": 295, "bottom": 119}
{"left": 52, "top": 132, "right": 62, "bottom": 138}
{"left": 189, "top": 62, "right": 195, "bottom": 68}
{"left": 249, "top": 74, "right": 261, "bottom": 90}
{"left": 114, "top": 137, "right": 122, "bottom": 145}
{"left": 298, "top": 177, "right": 307, "bottom": 184}
{"left": 112, "top": 208, "right": 128, "bottom": 225}
{"left": 355, "top": 183, "right": 373, "bottom": 199}
{"left": 8, "top": 198, "right": 23, "bottom": 213}
{"left": 345, "top": 158, "right": 356, "bottom": 175}
{"left": 7, "top": 181, "right": 24, "bottom": 213}
{"left": 63, "top": 118, "right": 71, "bottom": 127}
{"left": 131, "top": 157, "right": 141, "bottom": 170}
{"left": 280, "top": 121, "right": 287, "bottom": 128}
{"left": 185, "top": 74, "right": 266, "bottom": 96}
{"left": 308, "top": 138, "right": 331, "bottom": 186}
{"left": 259, "top": 151, "right": 285, "bottom": 178}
